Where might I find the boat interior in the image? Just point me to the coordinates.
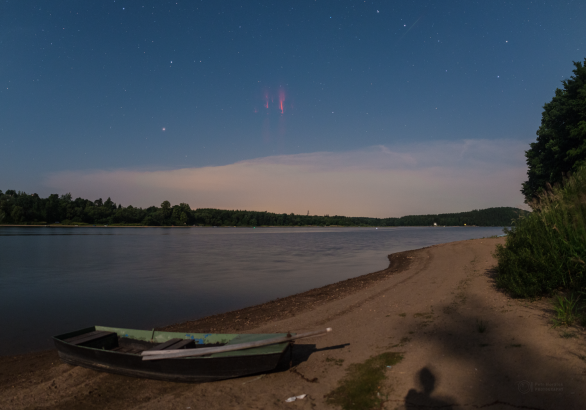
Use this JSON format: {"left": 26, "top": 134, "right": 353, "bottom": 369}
{"left": 62, "top": 330, "right": 225, "bottom": 355}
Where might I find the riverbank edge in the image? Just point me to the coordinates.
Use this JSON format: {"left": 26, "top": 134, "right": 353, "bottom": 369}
{"left": 0, "top": 244, "right": 425, "bottom": 363}
{"left": 160, "top": 246, "right": 424, "bottom": 334}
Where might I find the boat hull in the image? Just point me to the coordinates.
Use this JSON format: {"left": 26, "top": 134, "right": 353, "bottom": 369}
{"left": 53, "top": 326, "right": 291, "bottom": 382}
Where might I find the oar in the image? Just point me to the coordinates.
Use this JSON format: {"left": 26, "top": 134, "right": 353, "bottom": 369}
{"left": 141, "top": 328, "right": 332, "bottom": 361}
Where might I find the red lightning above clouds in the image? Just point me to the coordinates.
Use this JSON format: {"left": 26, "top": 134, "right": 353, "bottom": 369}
{"left": 279, "top": 88, "right": 285, "bottom": 114}
{"left": 256, "top": 86, "right": 290, "bottom": 143}
{"left": 258, "top": 87, "right": 287, "bottom": 114}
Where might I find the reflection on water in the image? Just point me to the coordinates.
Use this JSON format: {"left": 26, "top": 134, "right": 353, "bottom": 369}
{"left": 0, "top": 226, "right": 504, "bottom": 355}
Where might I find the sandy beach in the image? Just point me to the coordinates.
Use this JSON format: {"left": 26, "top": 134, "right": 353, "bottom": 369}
{"left": 1, "top": 237, "right": 585, "bottom": 409}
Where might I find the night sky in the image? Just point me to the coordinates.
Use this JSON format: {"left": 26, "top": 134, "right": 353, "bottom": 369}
{"left": 1, "top": 1, "right": 585, "bottom": 217}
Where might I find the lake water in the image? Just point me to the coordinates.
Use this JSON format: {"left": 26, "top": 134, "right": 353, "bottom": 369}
{"left": 0, "top": 226, "right": 504, "bottom": 355}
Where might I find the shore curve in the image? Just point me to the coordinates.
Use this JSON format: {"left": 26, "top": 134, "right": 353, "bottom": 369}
{"left": 1, "top": 237, "right": 585, "bottom": 410}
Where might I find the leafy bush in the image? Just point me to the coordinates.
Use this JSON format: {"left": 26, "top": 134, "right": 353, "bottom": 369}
{"left": 495, "top": 166, "right": 586, "bottom": 297}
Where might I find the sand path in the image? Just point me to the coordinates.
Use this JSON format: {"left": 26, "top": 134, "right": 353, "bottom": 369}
{"left": 1, "top": 237, "right": 585, "bottom": 409}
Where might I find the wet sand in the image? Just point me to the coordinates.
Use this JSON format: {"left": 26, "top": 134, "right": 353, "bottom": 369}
{"left": 1, "top": 237, "right": 585, "bottom": 409}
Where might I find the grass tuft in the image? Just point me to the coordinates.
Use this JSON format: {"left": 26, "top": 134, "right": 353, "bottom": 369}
{"left": 552, "top": 293, "right": 582, "bottom": 327}
{"left": 495, "top": 165, "right": 586, "bottom": 297}
{"left": 325, "top": 352, "right": 403, "bottom": 410}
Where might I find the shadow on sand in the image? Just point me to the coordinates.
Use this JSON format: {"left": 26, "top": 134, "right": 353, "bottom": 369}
{"left": 395, "top": 265, "right": 584, "bottom": 410}
{"left": 404, "top": 367, "right": 457, "bottom": 409}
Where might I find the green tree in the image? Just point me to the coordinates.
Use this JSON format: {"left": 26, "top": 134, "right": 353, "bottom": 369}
{"left": 161, "top": 200, "right": 171, "bottom": 217}
{"left": 172, "top": 206, "right": 181, "bottom": 221}
{"left": 173, "top": 203, "right": 192, "bottom": 224}
{"left": 0, "top": 210, "right": 5, "bottom": 223}
{"left": 522, "top": 59, "right": 586, "bottom": 203}
{"left": 11, "top": 205, "right": 24, "bottom": 223}
{"left": 104, "top": 197, "right": 116, "bottom": 210}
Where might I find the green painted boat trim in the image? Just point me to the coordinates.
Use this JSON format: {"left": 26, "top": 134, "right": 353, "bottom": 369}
{"left": 54, "top": 326, "right": 291, "bottom": 358}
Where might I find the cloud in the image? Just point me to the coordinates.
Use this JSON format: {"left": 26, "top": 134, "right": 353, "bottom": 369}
{"left": 45, "top": 139, "right": 529, "bottom": 217}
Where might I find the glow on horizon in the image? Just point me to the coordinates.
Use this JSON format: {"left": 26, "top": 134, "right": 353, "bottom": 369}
{"left": 45, "top": 139, "right": 530, "bottom": 218}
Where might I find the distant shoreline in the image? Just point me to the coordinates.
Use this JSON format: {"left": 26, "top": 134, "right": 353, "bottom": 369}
{"left": 0, "top": 224, "right": 497, "bottom": 228}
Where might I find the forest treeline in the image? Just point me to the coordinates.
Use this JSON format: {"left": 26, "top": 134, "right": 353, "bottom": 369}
{"left": 0, "top": 189, "right": 527, "bottom": 227}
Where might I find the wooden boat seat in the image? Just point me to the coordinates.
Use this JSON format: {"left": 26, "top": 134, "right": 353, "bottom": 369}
{"left": 147, "top": 338, "right": 181, "bottom": 351}
{"left": 169, "top": 339, "right": 195, "bottom": 350}
{"left": 147, "top": 338, "right": 195, "bottom": 351}
{"left": 64, "top": 331, "right": 118, "bottom": 346}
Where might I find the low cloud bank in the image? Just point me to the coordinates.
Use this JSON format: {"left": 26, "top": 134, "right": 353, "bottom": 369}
{"left": 45, "top": 139, "right": 529, "bottom": 218}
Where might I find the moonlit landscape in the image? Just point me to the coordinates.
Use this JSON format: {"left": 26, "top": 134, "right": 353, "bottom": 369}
{"left": 1, "top": 2, "right": 586, "bottom": 409}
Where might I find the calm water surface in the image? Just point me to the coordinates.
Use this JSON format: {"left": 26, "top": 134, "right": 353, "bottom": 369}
{"left": 0, "top": 226, "right": 504, "bottom": 355}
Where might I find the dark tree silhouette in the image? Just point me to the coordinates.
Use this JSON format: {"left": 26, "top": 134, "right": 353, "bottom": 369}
{"left": 522, "top": 58, "right": 586, "bottom": 203}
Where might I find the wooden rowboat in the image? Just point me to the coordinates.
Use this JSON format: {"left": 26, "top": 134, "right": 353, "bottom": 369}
{"left": 53, "top": 325, "right": 294, "bottom": 382}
